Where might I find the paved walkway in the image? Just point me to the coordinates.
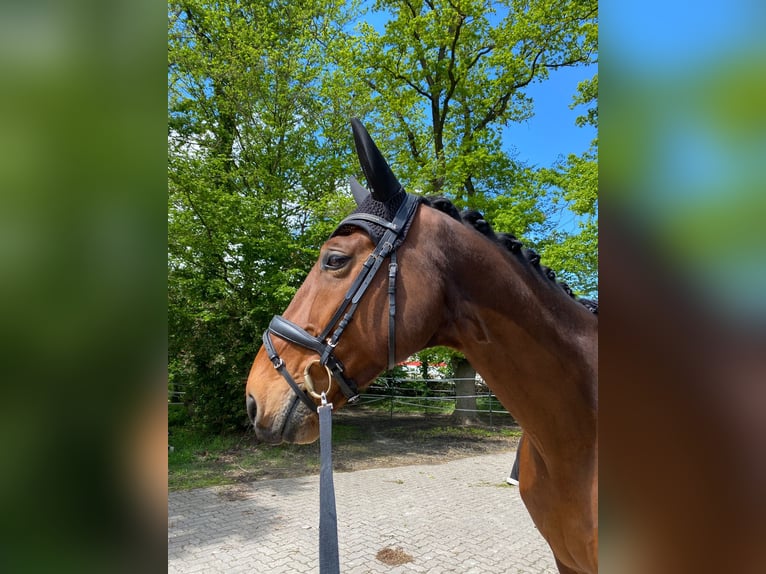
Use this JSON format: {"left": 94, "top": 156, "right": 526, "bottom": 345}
{"left": 168, "top": 451, "right": 556, "bottom": 573}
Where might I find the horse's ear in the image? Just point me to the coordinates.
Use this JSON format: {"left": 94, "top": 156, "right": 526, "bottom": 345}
{"left": 350, "top": 118, "right": 403, "bottom": 202}
{"left": 349, "top": 176, "right": 370, "bottom": 206}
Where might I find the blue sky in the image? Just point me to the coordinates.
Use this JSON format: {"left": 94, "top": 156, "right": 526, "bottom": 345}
{"left": 503, "top": 64, "right": 596, "bottom": 169}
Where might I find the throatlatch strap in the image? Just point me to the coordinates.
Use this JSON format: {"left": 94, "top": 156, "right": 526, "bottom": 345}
{"left": 387, "top": 251, "right": 398, "bottom": 370}
{"left": 318, "top": 400, "right": 340, "bottom": 574}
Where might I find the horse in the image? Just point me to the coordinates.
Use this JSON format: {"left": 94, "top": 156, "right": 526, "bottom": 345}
{"left": 245, "top": 119, "right": 598, "bottom": 574}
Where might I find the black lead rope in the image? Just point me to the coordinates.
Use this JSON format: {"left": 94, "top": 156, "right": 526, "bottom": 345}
{"left": 318, "top": 394, "right": 340, "bottom": 574}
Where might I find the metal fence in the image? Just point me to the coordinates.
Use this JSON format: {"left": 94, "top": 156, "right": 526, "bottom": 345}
{"left": 168, "top": 382, "right": 187, "bottom": 406}
{"left": 355, "top": 377, "right": 514, "bottom": 425}
{"left": 168, "top": 376, "right": 515, "bottom": 425}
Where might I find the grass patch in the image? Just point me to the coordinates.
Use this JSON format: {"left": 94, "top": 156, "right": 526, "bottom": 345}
{"left": 168, "top": 424, "right": 365, "bottom": 490}
{"left": 360, "top": 396, "right": 455, "bottom": 415}
{"left": 397, "top": 425, "right": 522, "bottom": 441}
{"left": 331, "top": 423, "right": 367, "bottom": 443}
{"left": 168, "top": 427, "right": 319, "bottom": 491}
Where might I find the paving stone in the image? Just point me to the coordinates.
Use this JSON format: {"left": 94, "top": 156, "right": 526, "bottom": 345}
{"left": 169, "top": 451, "right": 557, "bottom": 573}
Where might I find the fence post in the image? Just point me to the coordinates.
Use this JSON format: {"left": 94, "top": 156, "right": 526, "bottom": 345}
{"left": 489, "top": 392, "right": 493, "bottom": 426}
{"left": 389, "top": 377, "right": 394, "bottom": 420}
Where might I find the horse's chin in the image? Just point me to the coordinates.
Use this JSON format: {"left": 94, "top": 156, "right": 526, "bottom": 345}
{"left": 255, "top": 396, "right": 319, "bottom": 445}
{"left": 284, "top": 409, "right": 319, "bottom": 444}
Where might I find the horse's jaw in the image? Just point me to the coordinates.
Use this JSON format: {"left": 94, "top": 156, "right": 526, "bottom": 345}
{"left": 253, "top": 394, "right": 319, "bottom": 445}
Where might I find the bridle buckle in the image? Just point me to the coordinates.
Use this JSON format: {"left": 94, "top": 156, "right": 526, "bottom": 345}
{"left": 271, "top": 356, "right": 285, "bottom": 369}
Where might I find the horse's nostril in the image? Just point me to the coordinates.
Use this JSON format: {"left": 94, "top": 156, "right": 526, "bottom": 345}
{"left": 246, "top": 393, "right": 257, "bottom": 424}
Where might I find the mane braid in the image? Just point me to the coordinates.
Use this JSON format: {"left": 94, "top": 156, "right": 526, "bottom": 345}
{"left": 422, "top": 196, "right": 598, "bottom": 315}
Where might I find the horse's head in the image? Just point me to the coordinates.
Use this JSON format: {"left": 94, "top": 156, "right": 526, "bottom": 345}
{"left": 246, "top": 120, "right": 452, "bottom": 444}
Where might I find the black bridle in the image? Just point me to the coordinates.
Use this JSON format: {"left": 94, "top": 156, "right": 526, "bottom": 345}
{"left": 262, "top": 193, "right": 420, "bottom": 413}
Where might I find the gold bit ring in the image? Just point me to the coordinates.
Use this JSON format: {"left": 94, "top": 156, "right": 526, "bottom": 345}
{"left": 303, "top": 360, "right": 334, "bottom": 400}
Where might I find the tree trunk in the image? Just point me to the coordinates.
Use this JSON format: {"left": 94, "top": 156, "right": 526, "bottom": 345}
{"left": 452, "top": 358, "right": 478, "bottom": 425}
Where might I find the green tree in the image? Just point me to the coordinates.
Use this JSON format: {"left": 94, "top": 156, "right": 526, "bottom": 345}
{"left": 168, "top": 0, "right": 358, "bottom": 431}
{"left": 353, "top": 0, "right": 596, "bottom": 201}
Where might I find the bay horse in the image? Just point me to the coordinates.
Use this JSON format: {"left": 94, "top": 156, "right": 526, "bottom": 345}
{"left": 245, "top": 119, "right": 598, "bottom": 574}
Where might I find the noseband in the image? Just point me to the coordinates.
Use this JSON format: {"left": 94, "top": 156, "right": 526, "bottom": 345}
{"left": 262, "top": 193, "right": 420, "bottom": 413}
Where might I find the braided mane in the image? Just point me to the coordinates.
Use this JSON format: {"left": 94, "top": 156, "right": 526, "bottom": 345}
{"left": 421, "top": 196, "right": 598, "bottom": 315}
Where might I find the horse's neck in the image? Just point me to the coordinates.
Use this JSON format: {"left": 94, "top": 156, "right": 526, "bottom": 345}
{"left": 442, "top": 233, "right": 597, "bottom": 460}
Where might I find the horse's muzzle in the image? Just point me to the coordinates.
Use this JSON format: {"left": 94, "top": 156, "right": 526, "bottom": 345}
{"left": 246, "top": 392, "right": 282, "bottom": 444}
{"left": 246, "top": 391, "right": 317, "bottom": 444}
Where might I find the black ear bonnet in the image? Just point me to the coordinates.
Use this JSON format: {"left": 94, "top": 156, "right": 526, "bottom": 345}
{"left": 331, "top": 119, "right": 422, "bottom": 250}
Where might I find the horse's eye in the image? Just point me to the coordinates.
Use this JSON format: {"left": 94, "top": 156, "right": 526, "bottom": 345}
{"left": 322, "top": 253, "right": 350, "bottom": 271}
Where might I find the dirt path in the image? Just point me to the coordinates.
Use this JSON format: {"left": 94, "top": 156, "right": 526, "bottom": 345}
{"left": 325, "top": 409, "right": 521, "bottom": 473}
